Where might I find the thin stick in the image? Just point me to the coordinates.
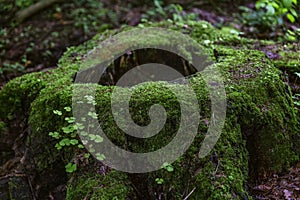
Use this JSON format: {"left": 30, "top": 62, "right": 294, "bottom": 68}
{"left": 15, "top": 0, "right": 63, "bottom": 23}
{"left": 183, "top": 187, "right": 196, "bottom": 200}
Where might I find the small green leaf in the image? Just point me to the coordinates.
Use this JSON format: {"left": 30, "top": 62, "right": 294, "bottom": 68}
{"left": 59, "top": 140, "right": 66, "bottom": 146}
{"left": 84, "top": 95, "right": 94, "bottom": 101}
{"left": 287, "top": 13, "right": 295, "bottom": 23}
{"left": 64, "top": 107, "right": 71, "bottom": 112}
{"left": 286, "top": 33, "right": 296, "bottom": 41}
{"left": 49, "top": 131, "right": 60, "bottom": 139}
{"left": 290, "top": 8, "right": 298, "bottom": 17}
{"left": 281, "top": 8, "right": 288, "bottom": 14}
{"left": 65, "top": 163, "right": 77, "bottom": 173}
{"left": 65, "top": 117, "right": 75, "bottom": 123}
{"left": 162, "top": 162, "right": 174, "bottom": 172}
{"left": 89, "top": 134, "right": 96, "bottom": 140}
{"left": 53, "top": 110, "right": 62, "bottom": 115}
{"left": 294, "top": 101, "right": 300, "bottom": 106}
{"left": 89, "top": 147, "right": 95, "bottom": 153}
{"left": 75, "top": 123, "right": 85, "bottom": 130}
{"left": 255, "top": 1, "right": 266, "bottom": 9}
{"left": 155, "top": 178, "right": 164, "bottom": 184}
{"left": 82, "top": 140, "right": 88, "bottom": 145}
{"left": 70, "top": 139, "right": 78, "bottom": 145}
{"left": 96, "top": 153, "right": 105, "bottom": 161}
{"left": 55, "top": 143, "right": 62, "bottom": 150}
{"left": 80, "top": 131, "right": 88, "bottom": 136}
{"left": 88, "top": 111, "right": 98, "bottom": 119}
{"left": 271, "top": 2, "right": 279, "bottom": 9}
{"left": 62, "top": 125, "right": 75, "bottom": 134}
{"left": 95, "top": 135, "right": 103, "bottom": 143}
{"left": 84, "top": 95, "right": 97, "bottom": 105}
{"left": 65, "top": 139, "right": 71, "bottom": 146}
{"left": 288, "top": 29, "right": 296, "bottom": 35}
{"left": 60, "top": 138, "right": 71, "bottom": 146}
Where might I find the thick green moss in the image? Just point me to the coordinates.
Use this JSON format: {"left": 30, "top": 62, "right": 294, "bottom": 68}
{"left": 273, "top": 51, "right": 300, "bottom": 73}
{"left": 1, "top": 20, "right": 299, "bottom": 199}
{"left": 213, "top": 47, "right": 299, "bottom": 177}
{"left": 0, "top": 72, "right": 49, "bottom": 121}
{"left": 66, "top": 170, "right": 131, "bottom": 200}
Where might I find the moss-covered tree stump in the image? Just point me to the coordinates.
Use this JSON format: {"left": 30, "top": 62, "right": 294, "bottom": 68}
{"left": 0, "top": 21, "right": 299, "bottom": 199}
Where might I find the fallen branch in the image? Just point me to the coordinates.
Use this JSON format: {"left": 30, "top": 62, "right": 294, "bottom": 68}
{"left": 15, "top": 0, "right": 63, "bottom": 23}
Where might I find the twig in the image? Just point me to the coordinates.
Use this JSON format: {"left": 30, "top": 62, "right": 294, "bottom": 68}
{"left": 213, "top": 159, "right": 220, "bottom": 176}
{"left": 15, "top": 0, "right": 63, "bottom": 23}
{"left": 183, "top": 187, "right": 196, "bottom": 200}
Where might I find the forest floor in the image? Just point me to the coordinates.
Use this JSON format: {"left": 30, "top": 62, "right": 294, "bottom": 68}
{"left": 0, "top": 1, "right": 299, "bottom": 199}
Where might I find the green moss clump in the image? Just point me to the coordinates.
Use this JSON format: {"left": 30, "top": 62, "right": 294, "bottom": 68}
{"left": 213, "top": 47, "right": 299, "bottom": 177}
{"left": 28, "top": 84, "right": 74, "bottom": 171}
{"left": 0, "top": 72, "right": 49, "bottom": 121}
{"left": 273, "top": 51, "right": 300, "bottom": 73}
{"left": 66, "top": 170, "right": 132, "bottom": 200}
{"left": 1, "top": 20, "right": 299, "bottom": 199}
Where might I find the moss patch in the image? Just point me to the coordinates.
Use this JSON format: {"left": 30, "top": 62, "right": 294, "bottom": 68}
{"left": 275, "top": 51, "right": 300, "bottom": 73}
{"left": 66, "top": 170, "right": 132, "bottom": 200}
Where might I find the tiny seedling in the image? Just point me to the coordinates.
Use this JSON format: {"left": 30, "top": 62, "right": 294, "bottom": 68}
{"left": 155, "top": 178, "right": 164, "bottom": 184}
{"left": 65, "top": 162, "right": 77, "bottom": 173}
